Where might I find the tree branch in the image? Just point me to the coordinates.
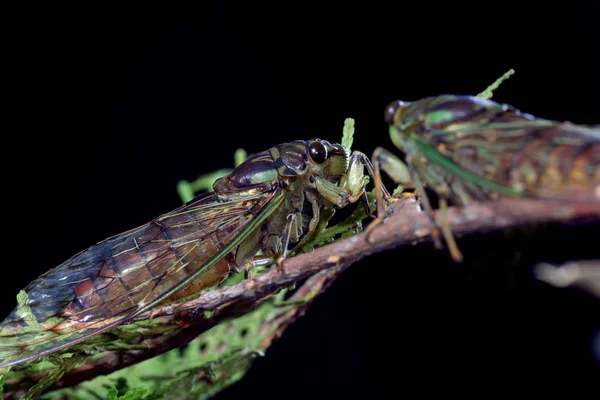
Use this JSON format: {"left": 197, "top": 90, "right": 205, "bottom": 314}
{"left": 7, "top": 197, "right": 600, "bottom": 395}
{"left": 147, "top": 197, "right": 600, "bottom": 319}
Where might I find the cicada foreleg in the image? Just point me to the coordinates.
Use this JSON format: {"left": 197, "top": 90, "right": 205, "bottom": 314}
{"left": 364, "top": 147, "right": 413, "bottom": 241}
{"left": 370, "top": 146, "right": 464, "bottom": 262}
{"left": 315, "top": 150, "right": 392, "bottom": 211}
{"left": 371, "top": 147, "right": 413, "bottom": 209}
{"left": 313, "top": 150, "right": 395, "bottom": 245}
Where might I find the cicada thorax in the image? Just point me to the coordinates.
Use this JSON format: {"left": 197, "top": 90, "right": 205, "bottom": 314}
{"left": 390, "top": 95, "right": 600, "bottom": 205}
{"left": 214, "top": 139, "right": 355, "bottom": 266}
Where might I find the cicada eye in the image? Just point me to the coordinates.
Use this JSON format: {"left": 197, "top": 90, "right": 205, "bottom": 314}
{"left": 384, "top": 100, "right": 405, "bottom": 123}
{"left": 309, "top": 141, "right": 328, "bottom": 164}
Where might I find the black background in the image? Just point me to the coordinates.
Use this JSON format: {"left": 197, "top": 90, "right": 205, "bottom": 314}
{"left": 3, "top": 3, "right": 599, "bottom": 398}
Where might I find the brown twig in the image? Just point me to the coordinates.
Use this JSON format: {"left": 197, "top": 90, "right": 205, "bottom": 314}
{"left": 6, "top": 197, "right": 600, "bottom": 395}
{"left": 144, "top": 197, "right": 600, "bottom": 319}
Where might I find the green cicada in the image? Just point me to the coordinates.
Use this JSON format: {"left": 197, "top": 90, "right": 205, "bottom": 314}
{"left": 376, "top": 95, "right": 600, "bottom": 261}
{"left": 0, "top": 138, "right": 385, "bottom": 369}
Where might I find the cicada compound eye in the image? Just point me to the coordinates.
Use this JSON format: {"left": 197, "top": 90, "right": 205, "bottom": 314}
{"left": 384, "top": 100, "right": 405, "bottom": 124}
{"left": 308, "top": 140, "right": 328, "bottom": 164}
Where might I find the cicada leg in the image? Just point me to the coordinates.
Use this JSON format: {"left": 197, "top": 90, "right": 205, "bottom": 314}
{"left": 314, "top": 150, "right": 391, "bottom": 209}
{"left": 281, "top": 212, "right": 302, "bottom": 259}
{"left": 371, "top": 147, "right": 464, "bottom": 262}
{"left": 241, "top": 256, "right": 276, "bottom": 279}
{"left": 275, "top": 151, "right": 393, "bottom": 273}
{"left": 405, "top": 155, "right": 464, "bottom": 262}
{"left": 274, "top": 212, "right": 304, "bottom": 272}
{"left": 238, "top": 208, "right": 308, "bottom": 277}
{"left": 313, "top": 150, "right": 392, "bottom": 238}
{"left": 367, "top": 147, "right": 413, "bottom": 238}
{"left": 437, "top": 198, "right": 464, "bottom": 263}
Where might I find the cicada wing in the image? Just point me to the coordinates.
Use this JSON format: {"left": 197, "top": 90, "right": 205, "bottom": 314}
{"left": 0, "top": 183, "right": 282, "bottom": 368}
{"left": 418, "top": 110, "right": 600, "bottom": 204}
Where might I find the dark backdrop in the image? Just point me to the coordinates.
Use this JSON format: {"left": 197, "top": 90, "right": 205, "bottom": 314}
{"left": 3, "top": 3, "right": 599, "bottom": 397}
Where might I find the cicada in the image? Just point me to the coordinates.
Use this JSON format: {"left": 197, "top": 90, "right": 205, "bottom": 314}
{"left": 0, "top": 138, "right": 384, "bottom": 369}
{"left": 376, "top": 95, "right": 600, "bottom": 261}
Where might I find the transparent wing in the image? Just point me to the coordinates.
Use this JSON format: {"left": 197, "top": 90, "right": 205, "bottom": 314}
{"left": 0, "top": 183, "right": 280, "bottom": 367}
{"left": 417, "top": 97, "right": 600, "bottom": 203}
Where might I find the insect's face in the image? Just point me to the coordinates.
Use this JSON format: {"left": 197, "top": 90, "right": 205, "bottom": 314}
{"left": 384, "top": 99, "right": 411, "bottom": 151}
{"left": 305, "top": 138, "right": 350, "bottom": 183}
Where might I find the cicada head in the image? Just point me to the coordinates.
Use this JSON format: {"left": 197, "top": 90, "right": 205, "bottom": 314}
{"left": 384, "top": 99, "right": 412, "bottom": 151}
{"left": 270, "top": 139, "right": 350, "bottom": 184}
{"left": 214, "top": 139, "right": 352, "bottom": 192}
{"left": 385, "top": 95, "right": 516, "bottom": 149}
{"left": 306, "top": 138, "right": 351, "bottom": 182}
